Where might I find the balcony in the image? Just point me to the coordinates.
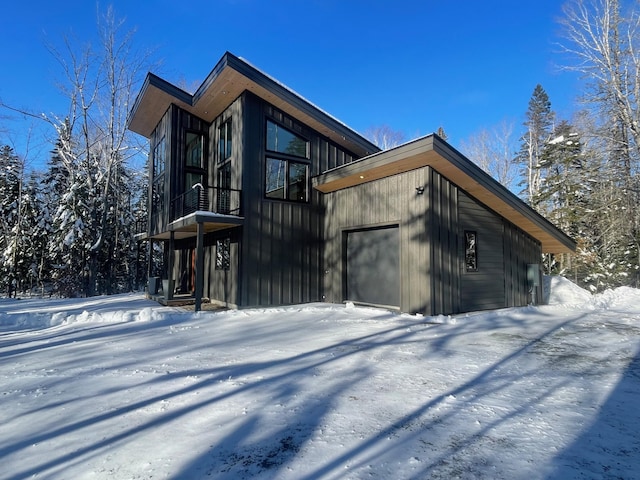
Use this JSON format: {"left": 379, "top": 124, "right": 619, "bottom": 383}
{"left": 144, "top": 185, "right": 243, "bottom": 240}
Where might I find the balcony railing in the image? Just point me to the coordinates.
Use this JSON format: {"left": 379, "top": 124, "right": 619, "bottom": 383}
{"left": 134, "top": 216, "right": 148, "bottom": 236}
{"left": 170, "top": 184, "right": 242, "bottom": 221}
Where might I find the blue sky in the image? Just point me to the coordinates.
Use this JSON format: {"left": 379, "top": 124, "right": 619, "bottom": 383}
{"left": 1, "top": 0, "right": 580, "bottom": 168}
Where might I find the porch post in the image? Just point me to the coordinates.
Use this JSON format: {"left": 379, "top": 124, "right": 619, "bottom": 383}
{"left": 167, "top": 232, "right": 175, "bottom": 300}
{"left": 194, "top": 221, "right": 204, "bottom": 312}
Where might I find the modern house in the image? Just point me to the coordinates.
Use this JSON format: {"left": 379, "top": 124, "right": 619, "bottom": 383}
{"left": 127, "top": 51, "right": 576, "bottom": 314}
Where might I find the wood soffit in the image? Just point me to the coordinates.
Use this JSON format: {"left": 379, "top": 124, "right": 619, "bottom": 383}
{"left": 312, "top": 135, "right": 577, "bottom": 254}
{"left": 127, "top": 53, "right": 378, "bottom": 158}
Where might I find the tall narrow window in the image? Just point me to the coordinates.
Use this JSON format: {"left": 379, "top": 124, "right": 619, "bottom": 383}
{"left": 152, "top": 137, "right": 166, "bottom": 215}
{"left": 153, "top": 137, "right": 166, "bottom": 178}
{"left": 181, "top": 131, "right": 206, "bottom": 217}
{"left": 218, "top": 119, "right": 232, "bottom": 162}
{"left": 185, "top": 132, "right": 203, "bottom": 168}
{"left": 465, "top": 230, "right": 478, "bottom": 272}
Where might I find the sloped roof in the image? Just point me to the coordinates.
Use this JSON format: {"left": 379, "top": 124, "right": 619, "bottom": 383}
{"left": 127, "top": 52, "right": 379, "bottom": 158}
{"left": 313, "top": 134, "right": 577, "bottom": 254}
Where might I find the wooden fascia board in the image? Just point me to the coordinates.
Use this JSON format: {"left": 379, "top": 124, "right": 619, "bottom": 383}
{"left": 313, "top": 135, "right": 577, "bottom": 254}
{"left": 127, "top": 52, "right": 380, "bottom": 157}
{"left": 127, "top": 73, "right": 194, "bottom": 137}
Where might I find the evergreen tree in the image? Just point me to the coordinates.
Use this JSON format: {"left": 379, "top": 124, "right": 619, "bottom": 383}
{"left": 515, "top": 85, "right": 555, "bottom": 206}
{"left": 0, "top": 145, "right": 23, "bottom": 297}
{"left": 17, "top": 171, "right": 51, "bottom": 293}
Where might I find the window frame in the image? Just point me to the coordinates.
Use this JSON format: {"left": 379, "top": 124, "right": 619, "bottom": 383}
{"left": 464, "top": 230, "right": 478, "bottom": 272}
{"left": 218, "top": 118, "right": 232, "bottom": 163}
{"left": 265, "top": 157, "right": 309, "bottom": 202}
{"left": 153, "top": 136, "right": 166, "bottom": 179}
{"left": 265, "top": 119, "right": 309, "bottom": 159}
{"left": 215, "top": 237, "right": 231, "bottom": 271}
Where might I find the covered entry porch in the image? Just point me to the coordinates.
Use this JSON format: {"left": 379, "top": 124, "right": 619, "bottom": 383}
{"left": 145, "top": 212, "right": 243, "bottom": 311}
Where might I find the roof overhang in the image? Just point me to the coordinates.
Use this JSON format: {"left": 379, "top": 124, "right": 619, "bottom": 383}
{"left": 312, "top": 135, "right": 577, "bottom": 254}
{"left": 127, "top": 52, "right": 379, "bottom": 158}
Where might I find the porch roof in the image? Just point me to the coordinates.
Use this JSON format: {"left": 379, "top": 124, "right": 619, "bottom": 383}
{"left": 312, "top": 134, "right": 577, "bottom": 254}
{"left": 146, "top": 212, "right": 244, "bottom": 241}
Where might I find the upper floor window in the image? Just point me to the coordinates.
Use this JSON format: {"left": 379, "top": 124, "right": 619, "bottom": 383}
{"left": 266, "top": 120, "right": 308, "bottom": 158}
{"left": 185, "top": 132, "right": 203, "bottom": 168}
{"left": 218, "top": 119, "right": 232, "bottom": 162}
{"left": 266, "top": 158, "right": 308, "bottom": 202}
{"left": 153, "top": 136, "right": 166, "bottom": 178}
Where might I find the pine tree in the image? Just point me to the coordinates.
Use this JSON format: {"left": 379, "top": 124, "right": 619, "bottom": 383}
{"left": 0, "top": 145, "right": 23, "bottom": 297}
{"left": 515, "top": 85, "right": 555, "bottom": 206}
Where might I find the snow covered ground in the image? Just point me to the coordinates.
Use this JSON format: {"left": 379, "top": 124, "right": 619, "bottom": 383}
{"left": 1, "top": 277, "right": 639, "bottom": 479}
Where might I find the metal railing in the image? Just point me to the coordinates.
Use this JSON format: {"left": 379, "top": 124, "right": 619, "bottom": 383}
{"left": 170, "top": 184, "right": 242, "bottom": 221}
{"left": 134, "top": 216, "right": 148, "bottom": 235}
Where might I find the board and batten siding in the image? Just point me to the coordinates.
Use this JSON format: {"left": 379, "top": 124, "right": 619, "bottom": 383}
{"left": 238, "top": 92, "right": 360, "bottom": 307}
{"left": 322, "top": 167, "right": 431, "bottom": 314}
{"left": 503, "top": 219, "right": 543, "bottom": 307}
{"left": 458, "top": 190, "right": 506, "bottom": 312}
{"left": 203, "top": 99, "right": 244, "bottom": 307}
{"left": 457, "top": 190, "right": 543, "bottom": 312}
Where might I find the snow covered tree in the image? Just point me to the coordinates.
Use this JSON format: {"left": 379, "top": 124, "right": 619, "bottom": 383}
{"left": 0, "top": 145, "right": 22, "bottom": 296}
{"left": 17, "top": 171, "right": 52, "bottom": 294}
{"left": 1, "top": 6, "right": 153, "bottom": 297}
{"left": 559, "top": 0, "right": 640, "bottom": 289}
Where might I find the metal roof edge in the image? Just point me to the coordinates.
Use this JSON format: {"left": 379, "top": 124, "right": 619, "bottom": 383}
{"left": 430, "top": 135, "right": 577, "bottom": 252}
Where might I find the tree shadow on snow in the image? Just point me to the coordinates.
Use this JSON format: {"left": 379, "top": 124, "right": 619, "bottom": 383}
{"left": 545, "top": 341, "right": 640, "bottom": 479}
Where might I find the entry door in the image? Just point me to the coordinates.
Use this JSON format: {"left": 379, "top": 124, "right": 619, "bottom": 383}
{"left": 345, "top": 226, "right": 400, "bottom": 307}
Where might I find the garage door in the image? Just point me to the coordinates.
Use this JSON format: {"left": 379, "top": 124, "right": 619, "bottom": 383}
{"left": 345, "top": 226, "right": 400, "bottom": 307}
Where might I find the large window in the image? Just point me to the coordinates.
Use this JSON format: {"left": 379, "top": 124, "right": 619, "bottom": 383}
{"left": 265, "top": 119, "right": 309, "bottom": 202}
{"left": 218, "top": 119, "right": 232, "bottom": 162}
{"left": 266, "top": 158, "right": 308, "bottom": 201}
{"left": 266, "top": 120, "right": 308, "bottom": 158}
{"left": 185, "top": 132, "right": 203, "bottom": 168}
{"left": 152, "top": 136, "right": 166, "bottom": 215}
{"left": 153, "top": 136, "right": 166, "bottom": 178}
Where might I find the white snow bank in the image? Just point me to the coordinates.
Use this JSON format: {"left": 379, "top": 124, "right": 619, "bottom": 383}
{"left": 546, "top": 275, "right": 592, "bottom": 305}
{"left": 0, "top": 294, "right": 165, "bottom": 331}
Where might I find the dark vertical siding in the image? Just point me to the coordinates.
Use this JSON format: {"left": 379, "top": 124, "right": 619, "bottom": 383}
{"left": 429, "top": 170, "right": 460, "bottom": 315}
{"left": 238, "top": 92, "right": 342, "bottom": 307}
{"left": 503, "top": 221, "right": 542, "bottom": 306}
{"left": 203, "top": 97, "right": 243, "bottom": 307}
{"left": 322, "top": 167, "right": 430, "bottom": 314}
{"left": 458, "top": 190, "right": 506, "bottom": 312}
{"left": 149, "top": 107, "right": 172, "bottom": 236}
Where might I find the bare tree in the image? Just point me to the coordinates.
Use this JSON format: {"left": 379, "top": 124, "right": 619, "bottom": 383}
{"left": 559, "top": 0, "right": 640, "bottom": 288}
{"left": 1, "top": 6, "right": 153, "bottom": 296}
{"left": 559, "top": 0, "right": 640, "bottom": 171}
{"left": 364, "top": 125, "right": 406, "bottom": 150}
{"left": 460, "top": 120, "right": 519, "bottom": 192}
